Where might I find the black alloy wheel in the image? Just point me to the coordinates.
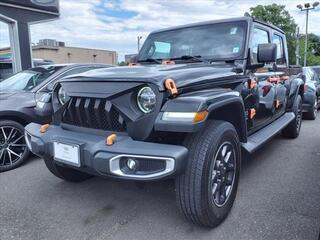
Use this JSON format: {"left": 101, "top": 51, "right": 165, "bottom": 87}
{"left": 0, "top": 121, "right": 29, "bottom": 172}
{"left": 210, "top": 142, "right": 236, "bottom": 207}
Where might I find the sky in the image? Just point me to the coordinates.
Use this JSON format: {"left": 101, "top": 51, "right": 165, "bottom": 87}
{"left": 1, "top": 0, "right": 320, "bottom": 62}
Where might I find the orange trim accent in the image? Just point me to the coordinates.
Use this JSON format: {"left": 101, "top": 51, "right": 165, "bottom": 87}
{"left": 164, "top": 79, "right": 178, "bottom": 96}
{"left": 161, "top": 60, "right": 175, "bottom": 65}
{"left": 106, "top": 134, "right": 117, "bottom": 146}
{"left": 248, "top": 78, "right": 257, "bottom": 89}
{"left": 274, "top": 100, "right": 280, "bottom": 108}
{"left": 40, "top": 124, "right": 50, "bottom": 133}
{"left": 256, "top": 68, "right": 268, "bottom": 73}
{"left": 193, "top": 111, "right": 208, "bottom": 123}
{"left": 128, "top": 63, "right": 141, "bottom": 66}
{"left": 248, "top": 109, "right": 256, "bottom": 119}
{"left": 280, "top": 75, "right": 289, "bottom": 81}
{"left": 267, "top": 77, "right": 281, "bottom": 84}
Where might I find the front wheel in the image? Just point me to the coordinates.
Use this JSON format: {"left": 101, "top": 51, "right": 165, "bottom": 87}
{"left": 175, "top": 120, "right": 241, "bottom": 228}
{"left": 0, "top": 120, "right": 29, "bottom": 172}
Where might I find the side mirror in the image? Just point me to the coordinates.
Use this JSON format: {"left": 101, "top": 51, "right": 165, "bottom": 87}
{"left": 257, "top": 43, "right": 277, "bottom": 63}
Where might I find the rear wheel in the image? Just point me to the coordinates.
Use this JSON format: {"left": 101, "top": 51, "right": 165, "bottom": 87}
{"left": 0, "top": 120, "right": 29, "bottom": 172}
{"left": 175, "top": 120, "right": 241, "bottom": 227}
{"left": 282, "top": 95, "right": 302, "bottom": 138}
{"left": 43, "top": 157, "right": 92, "bottom": 182}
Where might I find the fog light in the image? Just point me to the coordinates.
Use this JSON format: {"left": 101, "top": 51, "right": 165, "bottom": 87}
{"left": 127, "top": 158, "right": 137, "bottom": 170}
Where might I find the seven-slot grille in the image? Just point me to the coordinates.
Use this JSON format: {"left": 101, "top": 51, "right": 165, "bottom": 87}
{"left": 62, "top": 97, "right": 126, "bottom": 131}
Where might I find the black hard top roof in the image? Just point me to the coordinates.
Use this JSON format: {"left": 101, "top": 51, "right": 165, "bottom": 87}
{"left": 150, "top": 16, "right": 284, "bottom": 34}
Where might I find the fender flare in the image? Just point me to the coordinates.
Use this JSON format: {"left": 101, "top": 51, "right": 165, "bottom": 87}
{"left": 154, "top": 90, "right": 247, "bottom": 142}
{"left": 287, "top": 77, "right": 304, "bottom": 110}
{"left": 0, "top": 111, "right": 32, "bottom": 126}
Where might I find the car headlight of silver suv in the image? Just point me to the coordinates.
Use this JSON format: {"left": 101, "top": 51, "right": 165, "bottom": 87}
{"left": 58, "top": 87, "right": 70, "bottom": 105}
{"left": 137, "top": 86, "right": 156, "bottom": 113}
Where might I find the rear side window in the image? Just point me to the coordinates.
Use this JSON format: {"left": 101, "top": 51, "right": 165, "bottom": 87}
{"left": 272, "top": 34, "right": 285, "bottom": 65}
{"left": 251, "top": 28, "right": 269, "bottom": 63}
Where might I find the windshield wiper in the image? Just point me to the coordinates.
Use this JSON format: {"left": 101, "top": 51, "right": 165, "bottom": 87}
{"left": 137, "top": 58, "right": 162, "bottom": 64}
{"left": 171, "top": 55, "right": 209, "bottom": 63}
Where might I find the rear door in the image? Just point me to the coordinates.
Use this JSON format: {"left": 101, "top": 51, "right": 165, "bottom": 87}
{"left": 271, "top": 32, "right": 287, "bottom": 118}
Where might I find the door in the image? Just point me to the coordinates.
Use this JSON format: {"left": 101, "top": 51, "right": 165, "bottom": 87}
{"left": 249, "top": 27, "right": 276, "bottom": 130}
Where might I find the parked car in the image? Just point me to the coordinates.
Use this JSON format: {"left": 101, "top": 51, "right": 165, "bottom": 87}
{"left": 311, "top": 66, "right": 320, "bottom": 75}
{"left": 0, "top": 63, "right": 112, "bottom": 172}
{"left": 25, "top": 17, "right": 304, "bottom": 228}
{"left": 302, "top": 67, "right": 320, "bottom": 120}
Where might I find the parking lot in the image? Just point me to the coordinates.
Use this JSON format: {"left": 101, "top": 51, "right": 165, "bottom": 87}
{"left": 1, "top": 116, "right": 320, "bottom": 240}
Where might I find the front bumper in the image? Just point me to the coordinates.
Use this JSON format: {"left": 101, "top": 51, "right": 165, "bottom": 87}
{"left": 25, "top": 123, "right": 188, "bottom": 180}
{"left": 302, "top": 103, "right": 313, "bottom": 113}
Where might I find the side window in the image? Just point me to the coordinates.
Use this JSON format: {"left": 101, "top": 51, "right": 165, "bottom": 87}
{"left": 251, "top": 28, "right": 269, "bottom": 64}
{"left": 272, "top": 34, "right": 285, "bottom": 65}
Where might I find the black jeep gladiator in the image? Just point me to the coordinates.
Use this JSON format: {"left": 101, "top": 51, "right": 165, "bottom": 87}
{"left": 25, "top": 17, "right": 304, "bottom": 227}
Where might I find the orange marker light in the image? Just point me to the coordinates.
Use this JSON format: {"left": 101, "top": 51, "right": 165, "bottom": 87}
{"left": 164, "top": 78, "right": 178, "bottom": 96}
{"left": 40, "top": 124, "right": 50, "bottom": 133}
{"left": 193, "top": 111, "right": 208, "bottom": 123}
{"left": 106, "top": 134, "right": 117, "bottom": 146}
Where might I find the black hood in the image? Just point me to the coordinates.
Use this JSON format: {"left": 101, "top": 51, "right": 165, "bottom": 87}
{"left": 61, "top": 63, "right": 241, "bottom": 90}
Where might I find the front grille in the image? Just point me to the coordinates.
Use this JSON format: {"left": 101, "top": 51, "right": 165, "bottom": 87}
{"left": 62, "top": 97, "right": 126, "bottom": 132}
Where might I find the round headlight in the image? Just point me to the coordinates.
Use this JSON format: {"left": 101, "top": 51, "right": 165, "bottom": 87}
{"left": 137, "top": 87, "right": 156, "bottom": 113}
{"left": 58, "top": 87, "right": 70, "bottom": 105}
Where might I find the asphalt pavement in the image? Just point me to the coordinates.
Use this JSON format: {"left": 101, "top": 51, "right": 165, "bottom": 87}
{"left": 1, "top": 116, "right": 320, "bottom": 240}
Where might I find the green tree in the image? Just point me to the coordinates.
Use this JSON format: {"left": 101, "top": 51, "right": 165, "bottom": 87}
{"left": 298, "top": 33, "right": 320, "bottom": 66}
{"left": 118, "top": 61, "right": 128, "bottom": 66}
{"left": 248, "top": 4, "right": 297, "bottom": 65}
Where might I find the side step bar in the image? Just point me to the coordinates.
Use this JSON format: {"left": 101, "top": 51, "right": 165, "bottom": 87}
{"left": 241, "top": 112, "right": 295, "bottom": 154}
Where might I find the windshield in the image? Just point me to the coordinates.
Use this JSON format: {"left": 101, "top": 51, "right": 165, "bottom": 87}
{"left": 0, "top": 66, "right": 62, "bottom": 92}
{"left": 138, "top": 21, "right": 247, "bottom": 62}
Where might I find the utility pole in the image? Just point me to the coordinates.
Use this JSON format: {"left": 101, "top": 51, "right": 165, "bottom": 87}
{"left": 297, "top": 2, "right": 319, "bottom": 66}
{"left": 304, "top": 8, "right": 309, "bottom": 67}
{"left": 137, "top": 36, "right": 142, "bottom": 52}
{"left": 296, "top": 27, "right": 300, "bottom": 65}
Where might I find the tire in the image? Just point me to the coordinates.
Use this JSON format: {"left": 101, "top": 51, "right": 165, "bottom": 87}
{"left": 304, "top": 96, "right": 317, "bottom": 120}
{"left": 43, "top": 156, "right": 92, "bottom": 182}
{"left": 175, "top": 120, "right": 241, "bottom": 228}
{"left": 282, "top": 95, "right": 303, "bottom": 138}
{"left": 0, "top": 120, "right": 30, "bottom": 172}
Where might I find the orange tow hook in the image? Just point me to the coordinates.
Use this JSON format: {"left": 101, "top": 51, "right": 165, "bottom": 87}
{"left": 40, "top": 124, "right": 50, "bottom": 133}
{"left": 164, "top": 78, "right": 178, "bottom": 96}
{"left": 106, "top": 134, "right": 117, "bottom": 146}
